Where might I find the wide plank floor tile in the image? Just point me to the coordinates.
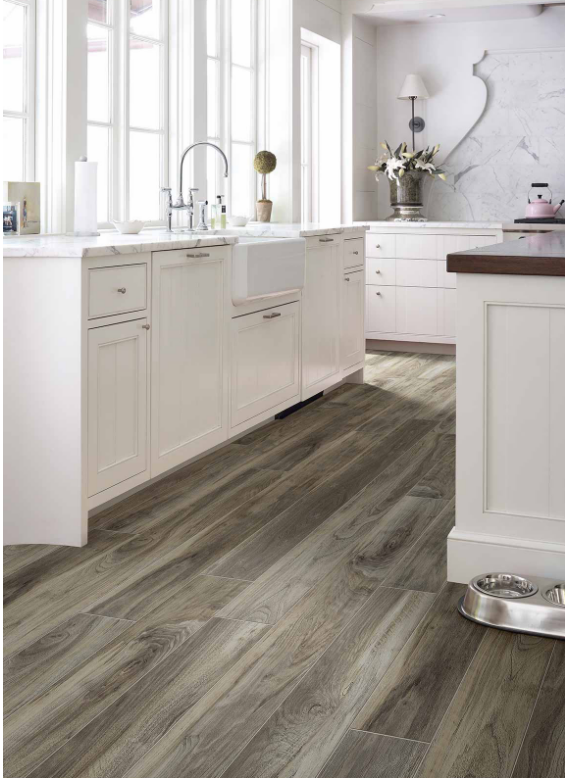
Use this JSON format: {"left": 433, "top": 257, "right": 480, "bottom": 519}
{"left": 413, "top": 630, "right": 555, "bottom": 778}
{"left": 318, "top": 730, "right": 427, "bottom": 778}
{"left": 221, "top": 588, "right": 433, "bottom": 778}
{"left": 511, "top": 641, "right": 564, "bottom": 778}
{"left": 353, "top": 582, "right": 485, "bottom": 742}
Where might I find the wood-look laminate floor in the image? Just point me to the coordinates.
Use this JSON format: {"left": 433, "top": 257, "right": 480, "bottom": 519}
{"left": 4, "top": 351, "right": 564, "bottom": 778}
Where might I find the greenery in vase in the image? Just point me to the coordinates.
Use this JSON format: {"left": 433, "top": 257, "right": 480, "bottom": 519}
{"left": 254, "top": 150, "right": 277, "bottom": 201}
{"left": 369, "top": 141, "right": 446, "bottom": 183}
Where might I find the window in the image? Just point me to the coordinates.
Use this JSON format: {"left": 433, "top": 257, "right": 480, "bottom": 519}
{"left": 206, "top": 0, "right": 256, "bottom": 219}
{"left": 87, "top": 0, "right": 168, "bottom": 227}
{"left": 3, "top": 0, "right": 35, "bottom": 182}
{"left": 300, "top": 40, "right": 318, "bottom": 223}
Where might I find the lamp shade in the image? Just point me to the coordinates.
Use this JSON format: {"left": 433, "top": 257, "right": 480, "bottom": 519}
{"left": 398, "top": 74, "right": 429, "bottom": 100}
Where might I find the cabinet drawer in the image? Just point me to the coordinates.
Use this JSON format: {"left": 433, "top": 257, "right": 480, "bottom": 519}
{"left": 366, "top": 285, "right": 396, "bottom": 333}
{"left": 396, "top": 259, "right": 438, "bottom": 287}
{"left": 343, "top": 237, "right": 364, "bottom": 270}
{"left": 231, "top": 302, "right": 300, "bottom": 427}
{"left": 396, "top": 287, "right": 440, "bottom": 335}
{"left": 88, "top": 264, "right": 147, "bottom": 319}
{"left": 396, "top": 234, "right": 438, "bottom": 259}
{"left": 366, "top": 233, "right": 396, "bottom": 258}
{"left": 366, "top": 258, "right": 395, "bottom": 285}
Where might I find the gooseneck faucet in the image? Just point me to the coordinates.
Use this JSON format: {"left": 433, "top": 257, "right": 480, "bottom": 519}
{"left": 161, "top": 142, "right": 229, "bottom": 232}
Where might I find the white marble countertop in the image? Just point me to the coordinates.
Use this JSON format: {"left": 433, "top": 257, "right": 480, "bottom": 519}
{"left": 3, "top": 223, "right": 368, "bottom": 258}
{"left": 357, "top": 220, "right": 565, "bottom": 232}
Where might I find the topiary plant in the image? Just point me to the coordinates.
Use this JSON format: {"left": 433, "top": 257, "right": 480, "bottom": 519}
{"left": 254, "top": 150, "right": 277, "bottom": 202}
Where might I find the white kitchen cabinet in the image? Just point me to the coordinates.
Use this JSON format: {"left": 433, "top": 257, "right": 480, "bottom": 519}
{"left": 341, "top": 270, "right": 365, "bottom": 370}
{"left": 87, "top": 318, "right": 148, "bottom": 497}
{"left": 365, "top": 225, "right": 503, "bottom": 345}
{"left": 302, "top": 237, "right": 342, "bottom": 399}
{"left": 230, "top": 302, "right": 300, "bottom": 429}
{"left": 151, "top": 246, "right": 229, "bottom": 476}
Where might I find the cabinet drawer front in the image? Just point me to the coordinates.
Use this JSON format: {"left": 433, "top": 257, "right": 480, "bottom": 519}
{"left": 366, "top": 233, "right": 395, "bottom": 258}
{"left": 396, "top": 234, "right": 438, "bottom": 259}
{"left": 396, "top": 287, "right": 440, "bottom": 335}
{"left": 396, "top": 258, "right": 438, "bottom": 287}
{"left": 88, "top": 319, "right": 148, "bottom": 496}
{"left": 366, "top": 258, "right": 395, "bottom": 285}
{"left": 231, "top": 302, "right": 300, "bottom": 427}
{"left": 341, "top": 271, "right": 365, "bottom": 370}
{"left": 366, "top": 285, "right": 396, "bottom": 334}
{"left": 88, "top": 264, "right": 147, "bottom": 319}
{"left": 343, "top": 237, "right": 364, "bottom": 270}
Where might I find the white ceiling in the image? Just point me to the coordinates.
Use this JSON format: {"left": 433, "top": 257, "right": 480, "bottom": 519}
{"left": 358, "top": 0, "right": 565, "bottom": 26}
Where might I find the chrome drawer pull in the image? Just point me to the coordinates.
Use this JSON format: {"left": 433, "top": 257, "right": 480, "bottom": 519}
{"left": 375, "top": 244, "right": 381, "bottom": 249}
{"left": 376, "top": 291, "right": 381, "bottom": 296}
{"left": 263, "top": 312, "right": 282, "bottom": 319}
{"left": 117, "top": 287, "right": 127, "bottom": 294}
{"left": 344, "top": 277, "right": 350, "bottom": 282}
{"left": 142, "top": 324, "right": 151, "bottom": 330}
{"left": 375, "top": 270, "right": 381, "bottom": 274}
{"left": 187, "top": 252, "right": 210, "bottom": 258}
{"left": 352, "top": 250, "right": 359, "bottom": 255}
{"left": 319, "top": 237, "right": 334, "bottom": 242}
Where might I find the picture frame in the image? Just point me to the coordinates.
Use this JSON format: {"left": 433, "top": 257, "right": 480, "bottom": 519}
{"left": 3, "top": 181, "right": 40, "bottom": 234}
{"left": 3, "top": 202, "right": 20, "bottom": 236}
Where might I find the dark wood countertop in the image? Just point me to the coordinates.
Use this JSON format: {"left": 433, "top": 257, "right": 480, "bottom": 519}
{"left": 447, "top": 231, "right": 565, "bottom": 277}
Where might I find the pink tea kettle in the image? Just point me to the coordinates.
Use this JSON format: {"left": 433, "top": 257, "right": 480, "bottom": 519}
{"left": 526, "top": 183, "right": 564, "bottom": 218}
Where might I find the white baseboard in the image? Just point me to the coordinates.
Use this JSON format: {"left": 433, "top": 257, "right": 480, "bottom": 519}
{"left": 366, "top": 339, "right": 456, "bottom": 356}
{"left": 447, "top": 528, "right": 565, "bottom": 584}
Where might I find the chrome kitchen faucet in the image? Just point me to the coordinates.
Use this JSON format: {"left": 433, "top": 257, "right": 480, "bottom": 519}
{"left": 161, "top": 141, "right": 229, "bottom": 232}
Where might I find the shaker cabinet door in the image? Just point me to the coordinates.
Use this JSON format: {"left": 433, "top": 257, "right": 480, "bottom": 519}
{"left": 87, "top": 319, "right": 148, "bottom": 497}
{"left": 151, "top": 248, "right": 229, "bottom": 476}
{"left": 341, "top": 271, "right": 365, "bottom": 370}
{"left": 301, "top": 239, "right": 342, "bottom": 400}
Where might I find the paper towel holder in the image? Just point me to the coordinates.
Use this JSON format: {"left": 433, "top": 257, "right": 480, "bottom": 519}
{"left": 72, "top": 156, "right": 100, "bottom": 237}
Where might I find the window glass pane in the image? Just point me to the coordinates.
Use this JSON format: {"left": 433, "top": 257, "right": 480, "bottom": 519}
{"left": 87, "top": 24, "right": 110, "bottom": 124}
{"left": 207, "top": 58, "right": 219, "bottom": 139}
{"left": 3, "top": 116, "right": 24, "bottom": 181}
{"left": 88, "top": 0, "right": 108, "bottom": 24}
{"left": 231, "top": 66, "right": 252, "bottom": 142}
{"left": 130, "top": 38, "right": 160, "bottom": 129}
{"left": 231, "top": 0, "right": 251, "bottom": 68}
{"left": 231, "top": 143, "right": 253, "bottom": 218}
{"left": 129, "top": 131, "right": 160, "bottom": 220}
{"left": 3, "top": 0, "right": 25, "bottom": 113}
{"left": 206, "top": 142, "right": 219, "bottom": 213}
{"left": 206, "top": 0, "right": 216, "bottom": 58}
{"left": 130, "top": 0, "right": 160, "bottom": 39}
{"left": 88, "top": 124, "right": 110, "bottom": 223}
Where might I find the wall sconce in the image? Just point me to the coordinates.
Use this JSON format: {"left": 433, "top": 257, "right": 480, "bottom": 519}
{"left": 397, "top": 74, "right": 429, "bottom": 151}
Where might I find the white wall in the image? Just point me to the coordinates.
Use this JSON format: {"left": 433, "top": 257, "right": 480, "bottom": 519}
{"left": 374, "top": 6, "right": 565, "bottom": 219}
{"left": 351, "top": 16, "right": 377, "bottom": 221}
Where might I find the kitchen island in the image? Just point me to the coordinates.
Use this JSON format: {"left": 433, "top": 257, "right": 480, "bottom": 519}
{"left": 447, "top": 232, "right": 565, "bottom": 583}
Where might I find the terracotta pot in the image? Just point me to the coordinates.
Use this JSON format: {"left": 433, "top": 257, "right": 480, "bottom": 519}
{"left": 256, "top": 200, "right": 273, "bottom": 222}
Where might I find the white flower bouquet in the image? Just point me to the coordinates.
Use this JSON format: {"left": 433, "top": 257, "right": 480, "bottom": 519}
{"left": 369, "top": 141, "right": 446, "bottom": 183}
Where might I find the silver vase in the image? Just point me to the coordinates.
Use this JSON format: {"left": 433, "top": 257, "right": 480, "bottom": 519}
{"left": 387, "top": 170, "right": 427, "bottom": 221}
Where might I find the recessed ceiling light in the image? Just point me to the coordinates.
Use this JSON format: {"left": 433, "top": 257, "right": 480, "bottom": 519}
{"left": 429, "top": 13, "right": 445, "bottom": 18}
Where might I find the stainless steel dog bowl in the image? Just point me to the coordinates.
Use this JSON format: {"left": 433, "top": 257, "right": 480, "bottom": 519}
{"left": 459, "top": 573, "right": 565, "bottom": 639}
{"left": 543, "top": 584, "right": 565, "bottom": 607}
{"left": 474, "top": 573, "right": 537, "bottom": 599}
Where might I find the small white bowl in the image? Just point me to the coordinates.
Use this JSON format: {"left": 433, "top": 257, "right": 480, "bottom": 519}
{"left": 229, "top": 215, "right": 249, "bottom": 227}
{"left": 112, "top": 220, "right": 146, "bottom": 234}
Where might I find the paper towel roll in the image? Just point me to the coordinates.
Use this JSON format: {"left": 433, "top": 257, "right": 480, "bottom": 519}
{"left": 74, "top": 157, "right": 99, "bottom": 236}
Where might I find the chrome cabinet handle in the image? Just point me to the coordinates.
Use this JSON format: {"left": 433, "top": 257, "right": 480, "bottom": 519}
{"left": 376, "top": 291, "right": 381, "bottom": 296}
{"left": 142, "top": 324, "right": 150, "bottom": 330}
{"left": 352, "top": 250, "right": 359, "bottom": 255}
{"left": 375, "top": 270, "right": 381, "bottom": 274}
{"left": 117, "top": 287, "right": 127, "bottom": 294}
{"left": 375, "top": 244, "right": 381, "bottom": 249}
{"left": 319, "top": 237, "right": 334, "bottom": 242}
{"left": 187, "top": 252, "right": 210, "bottom": 258}
{"left": 263, "top": 311, "right": 282, "bottom": 319}
{"left": 344, "top": 277, "right": 350, "bottom": 282}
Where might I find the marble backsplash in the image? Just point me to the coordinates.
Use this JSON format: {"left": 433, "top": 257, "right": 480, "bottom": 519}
{"left": 426, "top": 48, "right": 565, "bottom": 222}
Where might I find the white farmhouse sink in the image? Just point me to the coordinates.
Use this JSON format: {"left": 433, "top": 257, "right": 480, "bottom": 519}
{"left": 231, "top": 236, "right": 305, "bottom": 305}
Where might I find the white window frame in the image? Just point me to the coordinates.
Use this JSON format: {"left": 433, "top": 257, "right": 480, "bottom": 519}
{"left": 3, "top": 0, "right": 36, "bottom": 181}
{"left": 206, "top": 0, "right": 257, "bottom": 218}
{"left": 87, "top": 0, "right": 169, "bottom": 228}
{"left": 300, "top": 39, "right": 319, "bottom": 224}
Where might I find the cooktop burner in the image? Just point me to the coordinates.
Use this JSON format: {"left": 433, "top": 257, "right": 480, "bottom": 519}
{"left": 514, "top": 217, "right": 565, "bottom": 224}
